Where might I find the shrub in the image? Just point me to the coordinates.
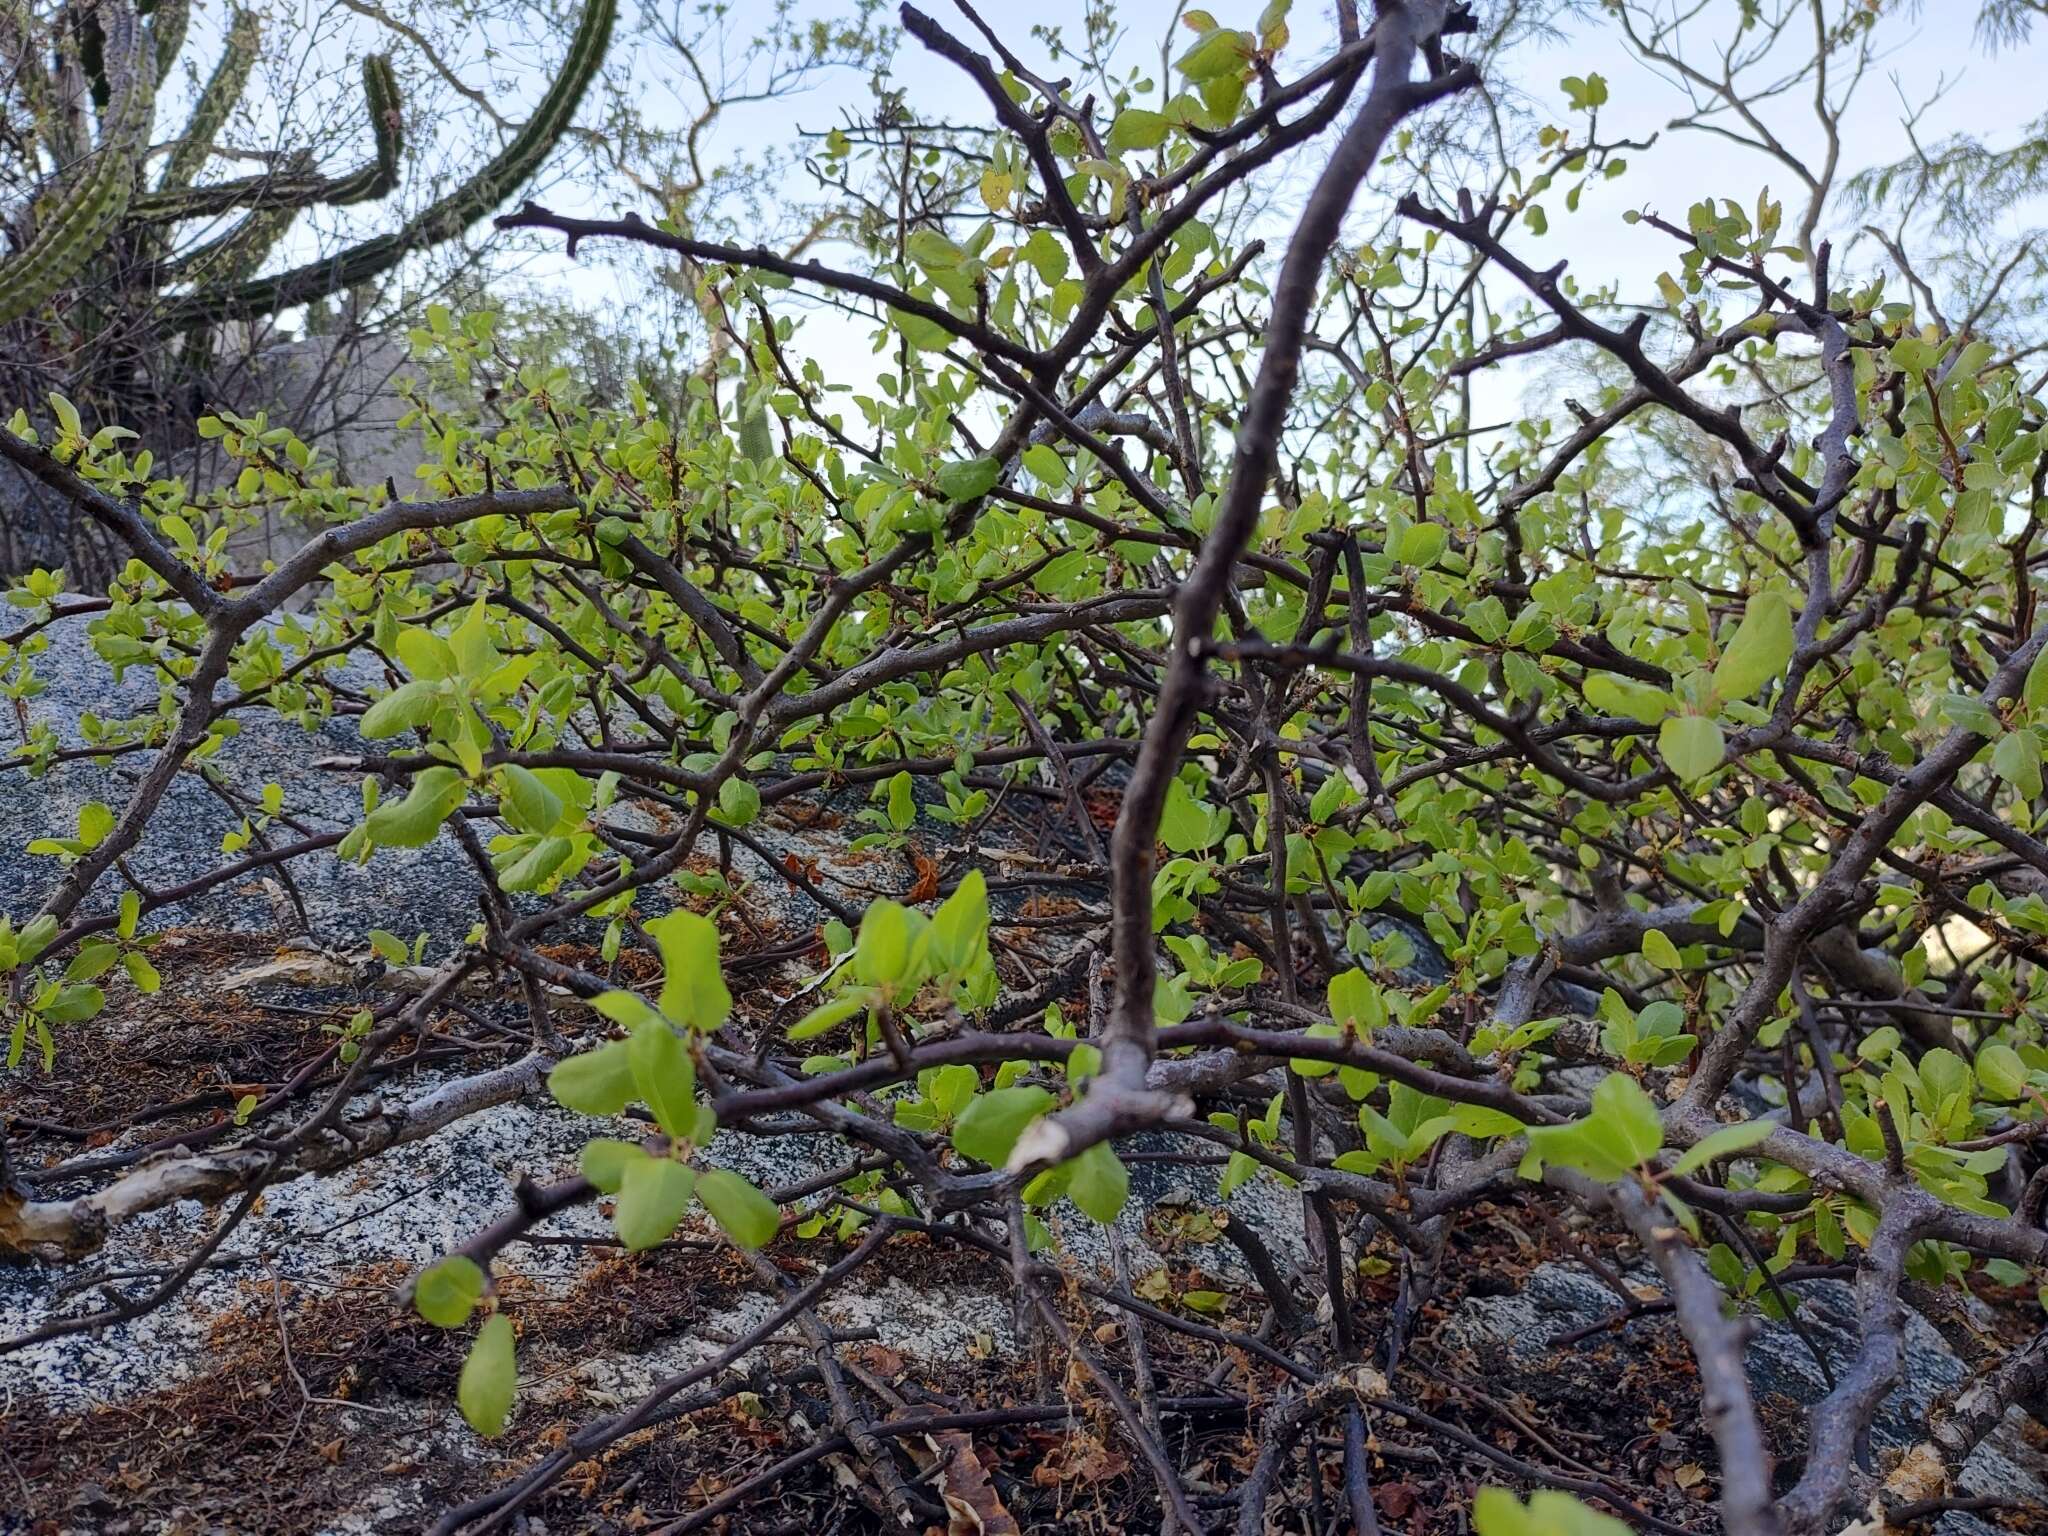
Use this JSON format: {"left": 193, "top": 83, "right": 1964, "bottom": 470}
{"left": 4, "top": 3, "right": 2047, "bottom": 1533}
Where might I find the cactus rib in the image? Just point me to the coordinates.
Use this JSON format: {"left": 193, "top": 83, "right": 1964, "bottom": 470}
{"left": 153, "top": 6, "right": 258, "bottom": 197}
{"left": 148, "top": 0, "right": 189, "bottom": 80}
{"left": 41, "top": 2, "right": 94, "bottom": 166}
{"left": 326, "top": 52, "right": 404, "bottom": 203}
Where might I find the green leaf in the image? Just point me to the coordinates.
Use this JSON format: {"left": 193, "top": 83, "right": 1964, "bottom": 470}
{"left": 1453, "top": 1105, "right": 1527, "bottom": 1140}
{"left": 1711, "top": 590, "right": 1793, "bottom": 703}
{"left": 1326, "top": 968, "right": 1383, "bottom": 1033}
{"left": 499, "top": 765, "right": 564, "bottom": 834}
{"left": 1583, "top": 675, "right": 1672, "bottom": 722}
{"left": 121, "top": 951, "right": 161, "bottom": 994}
{"left": 1648, "top": 1034, "right": 1698, "bottom": 1067}
{"left": 2024, "top": 645, "right": 2048, "bottom": 714}
{"left": 1393, "top": 522, "right": 1448, "bottom": 568}
{"left": 1219, "top": 1149, "right": 1260, "bottom": 1196}
{"left": 579, "top": 1138, "right": 646, "bottom": 1193}
{"left": 1021, "top": 443, "right": 1066, "bottom": 486}
{"left": 928, "top": 1063, "right": 979, "bottom": 1121}
{"left": 1918, "top": 1047, "right": 1975, "bottom": 1117}
{"left": 1288, "top": 1021, "right": 1342, "bottom": 1078}
{"left": 1176, "top": 26, "right": 1249, "bottom": 80}
{"left": 1021, "top": 231, "right": 1067, "bottom": 285}
{"left": 790, "top": 992, "right": 867, "bottom": 1040}
{"left": 363, "top": 766, "right": 467, "bottom": 849}
{"left": 360, "top": 679, "right": 440, "bottom": 740}
{"left": 1977, "top": 1042, "right": 2030, "bottom": 1100}
{"left": 717, "top": 777, "right": 762, "bottom": 826}
{"left": 953, "top": 1085, "right": 1055, "bottom": 1166}
{"left": 886, "top": 770, "right": 917, "bottom": 831}
{"left": 450, "top": 596, "right": 499, "bottom": 679}
{"left": 1640, "top": 929, "right": 1682, "bottom": 970}
{"left": 906, "top": 228, "right": 965, "bottom": 270}
{"left": 930, "top": 868, "right": 989, "bottom": 973}
{"left": 1994, "top": 729, "right": 2043, "bottom": 800}
{"left": 614, "top": 1155, "right": 695, "bottom": 1250}
{"left": 1889, "top": 335, "right": 1941, "bottom": 376}
{"left": 892, "top": 303, "right": 954, "bottom": 348}
{"left": 1659, "top": 714, "right": 1725, "bottom": 781}
{"left": 1942, "top": 692, "right": 2001, "bottom": 736}
{"left": 397, "top": 626, "right": 458, "bottom": 682}
{"left": 696, "top": 1167, "right": 781, "bottom": 1248}
{"left": 1067, "top": 1140, "right": 1130, "bottom": 1223}
{"left": 589, "top": 989, "right": 662, "bottom": 1029}
{"left": 936, "top": 456, "right": 1002, "bottom": 504}
{"left": 628, "top": 1018, "right": 697, "bottom": 1140}
{"left": 1473, "top": 1487, "right": 1633, "bottom": 1536}
{"left": 1562, "top": 71, "right": 1609, "bottom": 109}
{"left": 415, "top": 1255, "right": 486, "bottom": 1327}
{"left": 1159, "top": 778, "right": 1223, "bottom": 853}
{"left": 1525, "top": 1073, "right": 1665, "bottom": 1181}
{"left": 855, "top": 899, "right": 924, "bottom": 994}
{"left": 77, "top": 800, "right": 114, "bottom": 849}
{"left": 646, "top": 909, "right": 731, "bottom": 1032}
{"left": 549, "top": 1040, "right": 636, "bottom": 1116}
{"left": 36, "top": 984, "right": 103, "bottom": 1023}
{"left": 63, "top": 942, "right": 119, "bottom": 983}
{"left": 458, "top": 1313, "right": 517, "bottom": 1436}
{"left": 1666, "top": 1120, "right": 1774, "bottom": 1177}
{"left": 497, "top": 835, "right": 573, "bottom": 892}
{"left": 1108, "top": 107, "right": 1169, "bottom": 153}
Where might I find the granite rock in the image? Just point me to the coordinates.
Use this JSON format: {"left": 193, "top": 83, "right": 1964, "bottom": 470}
{"left": 1444, "top": 1259, "right": 2048, "bottom": 1535}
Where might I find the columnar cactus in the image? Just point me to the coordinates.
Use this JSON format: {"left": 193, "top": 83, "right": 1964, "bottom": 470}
{"left": 132, "top": 52, "right": 405, "bottom": 225}
{"left": 162, "top": 0, "right": 613, "bottom": 327}
{"left": 148, "top": 4, "right": 259, "bottom": 201}
{"left": 0, "top": 0, "right": 611, "bottom": 359}
{"left": 0, "top": 2, "right": 155, "bottom": 328}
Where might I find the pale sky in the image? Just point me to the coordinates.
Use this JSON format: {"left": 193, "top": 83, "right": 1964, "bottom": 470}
{"left": 246, "top": 0, "right": 2034, "bottom": 413}
{"left": 495, "top": 0, "right": 2042, "bottom": 402}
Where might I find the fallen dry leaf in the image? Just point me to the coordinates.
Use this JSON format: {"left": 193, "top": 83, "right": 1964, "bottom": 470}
{"left": 926, "top": 1429, "right": 1020, "bottom": 1536}
{"left": 1029, "top": 1430, "right": 1128, "bottom": 1488}
{"left": 1376, "top": 1480, "right": 1419, "bottom": 1520}
{"left": 855, "top": 1343, "right": 906, "bottom": 1378}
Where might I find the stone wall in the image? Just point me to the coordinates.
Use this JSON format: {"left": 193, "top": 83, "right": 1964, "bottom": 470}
{"left": 1, "top": 329, "right": 433, "bottom": 587}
